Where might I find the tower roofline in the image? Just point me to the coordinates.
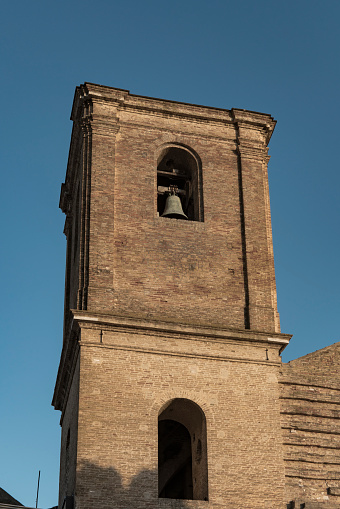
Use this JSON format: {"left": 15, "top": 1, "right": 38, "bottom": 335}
{"left": 70, "top": 82, "right": 276, "bottom": 143}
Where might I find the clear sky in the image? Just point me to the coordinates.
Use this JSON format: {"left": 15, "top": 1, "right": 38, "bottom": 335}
{"left": 1, "top": 1, "right": 339, "bottom": 507}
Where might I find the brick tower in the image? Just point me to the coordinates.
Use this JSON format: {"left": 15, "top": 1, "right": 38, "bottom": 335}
{"left": 53, "top": 83, "right": 291, "bottom": 509}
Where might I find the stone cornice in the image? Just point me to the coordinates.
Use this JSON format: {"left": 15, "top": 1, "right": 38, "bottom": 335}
{"left": 52, "top": 324, "right": 80, "bottom": 413}
{"left": 237, "top": 140, "right": 269, "bottom": 161}
{"left": 53, "top": 309, "right": 292, "bottom": 412}
{"left": 87, "top": 114, "right": 120, "bottom": 136}
{"left": 59, "top": 182, "right": 69, "bottom": 214}
{"left": 231, "top": 108, "right": 276, "bottom": 145}
{"left": 70, "top": 83, "right": 276, "bottom": 138}
{"left": 72, "top": 309, "right": 291, "bottom": 348}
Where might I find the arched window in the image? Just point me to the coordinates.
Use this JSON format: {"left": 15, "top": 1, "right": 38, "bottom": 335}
{"left": 158, "top": 398, "right": 208, "bottom": 501}
{"left": 157, "top": 146, "right": 203, "bottom": 222}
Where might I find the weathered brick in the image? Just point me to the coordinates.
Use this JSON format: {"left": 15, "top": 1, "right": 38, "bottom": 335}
{"left": 53, "top": 84, "right": 338, "bottom": 509}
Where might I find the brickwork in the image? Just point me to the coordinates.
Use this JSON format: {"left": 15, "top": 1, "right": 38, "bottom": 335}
{"left": 280, "top": 343, "right": 340, "bottom": 508}
{"left": 59, "top": 83, "right": 280, "bottom": 334}
{"left": 72, "top": 314, "right": 287, "bottom": 509}
{"left": 51, "top": 83, "right": 340, "bottom": 509}
{"left": 58, "top": 357, "right": 80, "bottom": 506}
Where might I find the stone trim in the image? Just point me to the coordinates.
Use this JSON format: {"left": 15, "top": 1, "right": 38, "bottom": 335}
{"left": 71, "top": 309, "right": 291, "bottom": 347}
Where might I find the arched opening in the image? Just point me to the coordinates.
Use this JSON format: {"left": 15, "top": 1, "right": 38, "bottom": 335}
{"left": 158, "top": 420, "right": 193, "bottom": 499}
{"left": 157, "top": 146, "right": 203, "bottom": 222}
{"left": 158, "top": 398, "right": 208, "bottom": 501}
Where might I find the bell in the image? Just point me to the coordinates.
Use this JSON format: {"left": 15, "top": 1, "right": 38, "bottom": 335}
{"left": 161, "top": 193, "right": 188, "bottom": 219}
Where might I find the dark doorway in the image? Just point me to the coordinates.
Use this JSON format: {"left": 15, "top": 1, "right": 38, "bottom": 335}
{"left": 158, "top": 419, "right": 193, "bottom": 499}
{"left": 158, "top": 398, "right": 208, "bottom": 501}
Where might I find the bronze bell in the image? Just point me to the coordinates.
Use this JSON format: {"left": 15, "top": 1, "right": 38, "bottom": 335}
{"left": 161, "top": 192, "right": 188, "bottom": 219}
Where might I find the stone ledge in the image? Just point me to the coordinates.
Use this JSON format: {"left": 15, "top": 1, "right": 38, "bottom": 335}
{"left": 71, "top": 309, "right": 291, "bottom": 348}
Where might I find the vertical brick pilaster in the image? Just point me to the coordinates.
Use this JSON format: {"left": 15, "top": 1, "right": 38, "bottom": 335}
{"left": 86, "top": 108, "right": 120, "bottom": 310}
{"left": 232, "top": 109, "right": 280, "bottom": 332}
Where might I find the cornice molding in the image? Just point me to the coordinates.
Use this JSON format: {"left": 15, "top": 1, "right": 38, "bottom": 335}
{"left": 71, "top": 309, "right": 291, "bottom": 348}
{"left": 52, "top": 327, "right": 80, "bottom": 413}
{"left": 237, "top": 141, "right": 269, "bottom": 162}
{"left": 89, "top": 114, "right": 120, "bottom": 136}
{"left": 53, "top": 309, "right": 292, "bottom": 412}
{"left": 231, "top": 108, "right": 276, "bottom": 145}
{"left": 70, "top": 83, "right": 276, "bottom": 136}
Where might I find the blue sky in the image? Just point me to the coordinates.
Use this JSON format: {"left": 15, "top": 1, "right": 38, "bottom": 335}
{"left": 1, "top": 1, "right": 339, "bottom": 507}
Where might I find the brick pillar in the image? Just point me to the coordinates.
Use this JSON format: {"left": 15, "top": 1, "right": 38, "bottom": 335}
{"left": 232, "top": 109, "right": 280, "bottom": 333}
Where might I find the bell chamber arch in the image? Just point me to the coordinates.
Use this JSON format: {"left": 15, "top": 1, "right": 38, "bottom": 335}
{"left": 156, "top": 145, "right": 204, "bottom": 222}
{"left": 158, "top": 398, "right": 208, "bottom": 501}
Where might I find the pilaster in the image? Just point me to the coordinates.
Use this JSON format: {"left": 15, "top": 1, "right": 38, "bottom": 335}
{"left": 232, "top": 109, "right": 279, "bottom": 332}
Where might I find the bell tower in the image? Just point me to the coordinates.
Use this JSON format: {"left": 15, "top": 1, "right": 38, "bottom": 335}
{"left": 53, "top": 83, "right": 291, "bottom": 509}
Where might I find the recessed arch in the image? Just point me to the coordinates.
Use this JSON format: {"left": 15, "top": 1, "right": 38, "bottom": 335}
{"left": 158, "top": 398, "right": 208, "bottom": 501}
{"left": 156, "top": 144, "right": 204, "bottom": 222}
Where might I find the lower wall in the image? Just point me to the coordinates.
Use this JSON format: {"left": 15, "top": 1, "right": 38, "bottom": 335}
{"left": 73, "top": 324, "right": 286, "bottom": 508}
{"left": 58, "top": 356, "right": 80, "bottom": 508}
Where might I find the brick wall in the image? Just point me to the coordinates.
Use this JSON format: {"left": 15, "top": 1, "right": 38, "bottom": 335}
{"left": 73, "top": 318, "right": 286, "bottom": 509}
{"left": 60, "top": 83, "right": 280, "bottom": 334}
{"left": 280, "top": 343, "right": 340, "bottom": 507}
{"left": 58, "top": 357, "right": 80, "bottom": 507}
{"left": 53, "top": 84, "right": 292, "bottom": 509}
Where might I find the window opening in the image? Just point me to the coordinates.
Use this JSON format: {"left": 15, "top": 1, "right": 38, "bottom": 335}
{"left": 158, "top": 398, "right": 208, "bottom": 501}
{"left": 157, "top": 147, "right": 202, "bottom": 221}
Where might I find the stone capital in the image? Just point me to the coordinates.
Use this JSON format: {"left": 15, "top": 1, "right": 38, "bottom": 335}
{"left": 237, "top": 139, "right": 269, "bottom": 161}
{"left": 231, "top": 108, "right": 276, "bottom": 146}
